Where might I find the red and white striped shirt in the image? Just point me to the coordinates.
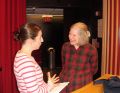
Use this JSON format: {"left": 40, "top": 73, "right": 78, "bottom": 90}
{"left": 14, "top": 52, "right": 50, "bottom": 93}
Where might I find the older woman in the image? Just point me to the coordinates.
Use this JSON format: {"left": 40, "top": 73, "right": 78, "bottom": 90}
{"left": 59, "top": 22, "right": 98, "bottom": 93}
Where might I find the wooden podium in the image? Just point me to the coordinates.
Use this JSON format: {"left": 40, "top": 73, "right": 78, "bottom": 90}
{"left": 72, "top": 74, "right": 112, "bottom": 93}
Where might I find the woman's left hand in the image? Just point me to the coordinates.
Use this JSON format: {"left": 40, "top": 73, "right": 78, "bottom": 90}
{"left": 47, "top": 72, "right": 60, "bottom": 84}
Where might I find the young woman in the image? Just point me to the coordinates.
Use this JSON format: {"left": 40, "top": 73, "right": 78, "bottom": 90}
{"left": 13, "top": 23, "right": 59, "bottom": 93}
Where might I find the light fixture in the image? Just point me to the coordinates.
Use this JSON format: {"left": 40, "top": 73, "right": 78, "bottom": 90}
{"left": 42, "top": 15, "right": 53, "bottom": 22}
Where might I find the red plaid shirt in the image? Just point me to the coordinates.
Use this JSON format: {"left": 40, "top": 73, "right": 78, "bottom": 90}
{"left": 59, "top": 42, "right": 98, "bottom": 93}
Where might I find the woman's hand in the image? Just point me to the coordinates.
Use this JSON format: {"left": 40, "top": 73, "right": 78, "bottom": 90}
{"left": 47, "top": 72, "right": 59, "bottom": 85}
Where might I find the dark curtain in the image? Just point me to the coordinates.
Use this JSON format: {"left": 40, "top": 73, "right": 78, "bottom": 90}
{"left": 0, "top": 0, "right": 26, "bottom": 93}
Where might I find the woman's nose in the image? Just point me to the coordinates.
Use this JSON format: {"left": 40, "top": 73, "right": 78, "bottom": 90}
{"left": 41, "top": 37, "right": 44, "bottom": 42}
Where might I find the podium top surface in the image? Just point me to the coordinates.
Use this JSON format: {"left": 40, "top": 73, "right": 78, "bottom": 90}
{"left": 72, "top": 74, "right": 114, "bottom": 93}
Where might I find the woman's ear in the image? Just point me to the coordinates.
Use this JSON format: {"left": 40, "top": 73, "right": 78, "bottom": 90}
{"left": 86, "top": 31, "right": 91, "bottom": 37}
